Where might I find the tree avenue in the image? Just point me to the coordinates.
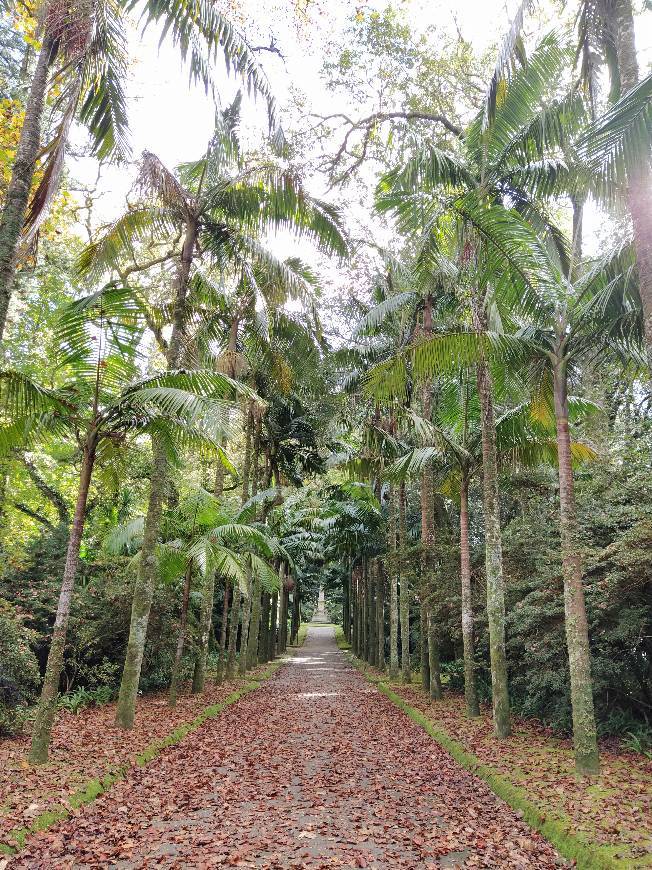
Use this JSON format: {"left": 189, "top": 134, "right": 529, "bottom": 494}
{"left": 0, "top": 0, "right": 651, "bottom": 865}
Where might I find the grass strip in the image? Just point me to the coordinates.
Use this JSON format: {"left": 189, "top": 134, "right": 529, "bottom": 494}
{"left": 334, "top": 627, "right": 621, "bottom": 870}
{"left": 0, "top": 656, "right": 289, "bottom": 857}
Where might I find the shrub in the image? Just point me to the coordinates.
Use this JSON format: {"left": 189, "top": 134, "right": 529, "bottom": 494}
{"left": 0, "top": 598, "right": 40, "bottom": 735}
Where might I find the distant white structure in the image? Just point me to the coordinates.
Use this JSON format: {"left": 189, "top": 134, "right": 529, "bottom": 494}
{"left": 312, "top": 586, "right": 329, "bottom": 623}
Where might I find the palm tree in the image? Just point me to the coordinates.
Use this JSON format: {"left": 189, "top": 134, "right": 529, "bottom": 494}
{"left": 106, "top": 486, "right": 281, "bottom": 703}
{"left": 0, "top": 0, "right": 275, "bottom": 343}
{"left": 373, "top": 33, "right": 585, "bottom": 738}
{"left": 389, "top": 374, "right": 599, "bottom": 721}
{"left": 79, "top": 107, "right": 345, "bottom": 728}
{"left": 0, "top": 284, "right": 244, "bottom": 763}
{"left": 574, "top": 0, "right": 652, "bottom": 372}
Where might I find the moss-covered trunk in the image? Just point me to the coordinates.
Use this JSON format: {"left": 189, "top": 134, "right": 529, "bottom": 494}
{"left": 225, "top": 585, "right": 241, "bottom": 680}
{"left": 0, "top": 34, "right": 53, "bottom": 343}
{"left": 246, "top": 573, "right": 262, "bottom": 667}
{"left": 192, "top": 567, "right": 216, "bottom": 693}
{"left": 269, "top": 590, "right": 278, "bottom": 659}
{"left": 399, "top": 482, "right": 411, "bottom": 683}
{"left": 427, "top": 601, "right": 442, "bottom": 700}
{"left": 553, "top": 359, "right": 600, "bottom": 775}
{"left": 460, "top": 473, "right": 479, "bottom": 717}
{"left": 169, "top": 562, "right": 193, "bottom": 706}
{"left": 116, "top": 436, "right": 168, "bottom": 728}
{"left": 260, "top": 592, "right": 271, "bottom": 663}
{"left": 368, "top": 559, "right": 377, "bottom": 666}
{"left": 237, "top": 574, "right": 252, "bottom": 676}
{"left": 290, "top": 582, "right": 300, "bottom": 645}
{"left": 29, "top": 439, "right": 96, "bottom": 764}
{"left": 420, "top": 601, "right": 430, "bottom": 692}
{"left": 376, "top": 560, "right": 385, "bottom": 671}
{"left": 472, "top": 294, "right": 511, "bottom": 737}
{"left": 388, "top": 484, "right": 399, "bottom": 678}
{"left": 215, "top": 582, "right": 229, "bottom": 684}
{"left": 116, "top": 216, "right": 198, "bottom": 728}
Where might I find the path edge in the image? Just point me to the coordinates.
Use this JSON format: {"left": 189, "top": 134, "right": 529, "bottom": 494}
{"left": 334, "top": 628, "right": 621, "bottom": 870}
{"left": 0, "top": 654, "right": 292, "bottom": 858}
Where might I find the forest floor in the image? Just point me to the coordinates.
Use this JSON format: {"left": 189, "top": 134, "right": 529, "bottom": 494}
{"left": 6, "top": 626, "right": 562, "bottom": 868}
{"left": 348, "top": 651, "right": 652, "bottom": 869}
{"left": 0, "top": 662, "right": 276, "bottom": 856}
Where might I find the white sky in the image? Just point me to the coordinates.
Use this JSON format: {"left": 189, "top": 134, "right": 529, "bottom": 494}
{"left": 68, "top": 0, "right": 652, "bottom": 275}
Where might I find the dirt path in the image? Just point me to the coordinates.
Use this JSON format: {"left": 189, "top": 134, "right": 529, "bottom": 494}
{"left": 15, "top": 626, "right": 562, "bottom": 868}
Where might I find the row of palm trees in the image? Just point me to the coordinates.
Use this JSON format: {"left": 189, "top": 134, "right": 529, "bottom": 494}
{"left": 0, "top": 44, "right": 347, "bottom": 761}
{"left": 336, "top": 4, "right": 650, "bottom": 777}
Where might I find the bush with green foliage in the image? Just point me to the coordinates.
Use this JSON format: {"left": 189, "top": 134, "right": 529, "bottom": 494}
{"left": 0, "top": 598, "right": 40, "bottom": 735}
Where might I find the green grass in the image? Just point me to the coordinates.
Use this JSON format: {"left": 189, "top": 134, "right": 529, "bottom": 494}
{"left": 339, "top": 635, "right": 625, "bottom": 870}
{"left": 0, "top": 656, "right": 290, "bottom": 857}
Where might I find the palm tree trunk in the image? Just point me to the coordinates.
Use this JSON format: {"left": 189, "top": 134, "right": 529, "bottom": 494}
{"left": 246, "top": 574, "right": 262, "bottom": 667}
{"left": 427, "top": 602, "right": 442, "bottom": 700}
{"left": 215, "top": 582, "right": 229, "bottom": 684}
{"left": 116, "top": 436, "right": 168, "bottom": 728}
{"left": 291, "top": 582, "right": 300, "bottom": 645}
{"left": 260, "top": 592, "right": 271, "bottom": 663}
{"left": 553, "top": 360, "right": 600, "bottom": 775}
{"left": 0, "top": 34, "right": 53, "bottom": 344}
{"left": 420, "top": 601, "right": 430, "bottom": 692}
{"left": 269, "top": 590, "right": 278, "bottom": 659}
{"left": 376, "top": 560, "right": 384, "bottom": 670}
{"left": 29, "top": 439, "right": 96, "bottom": 764}
{"left": 368, "top": 559, "right": 377, "bottom": 666}
{"left": 460, "top": 473, "right": 479, "bottom": 717}
{"left": 225, "top": 585, "right": 241, "bottom": 679}
{"left": 471, "top": 291, "right": 511, "bottom": 737}
{"left": 192, "top": 567, "right": 215, "bottom": 693}
{"left": 399, "top": 482, "right": 411, "bottom": 683}
{"left": 388, "top": 484, "right": 399, "bottom": 678}
{"left": 169, "top": 562, "right": 192, "bottom": 706}
{"left": 343, "top": 566, "right": 350, "bottom": 642}
{"left": 609, "top": 0, "right": 652, "bottom": 375}
{"left": 475, "top": 354, "right": 511, "bottom": 737}
{"left": 352, "top": 565, "right": 359, "bottom": 656}
{"left": 116, "top": 216, "right": 198, "bottom": 728}
{"left": 238, "top": 577, "right": 252, "bottom": 675}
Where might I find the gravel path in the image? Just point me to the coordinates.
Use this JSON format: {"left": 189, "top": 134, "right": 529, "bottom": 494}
{"left": 14, "top": 625, "right": 562, "bottom": 868}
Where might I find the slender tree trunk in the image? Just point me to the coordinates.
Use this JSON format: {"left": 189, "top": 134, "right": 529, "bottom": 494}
{"left": 472, "top": 296, "right": 511, "bottom": 737}
{"left": 116, "top": 216, "right": 198, "bottom": 728}
{"left": 269, "top": 590, "right": 278, "bottom": 659}
{"left": 399, "top": 482, "right": 411, "bottom": 683}
{"left": 388, "top": 484, "right": 399, "bottom": 678}
{"left": 246, "top": 574, "right": 262, "bottom": 667}
{"left": 610, "top": 0, "right": 652, "bottom": 375}
{"left": 0, "top": 33, "right": 53, "bottom": 344}
{"left": 169, "top": 562, "right": 193, "bottom": 706}
{"left": 427, "top": 602, "right": 442, "bottom": 700}
{"left": 553, "top": 359, "right": 600, "bottom": 775}
{"left": 29, "top": 439, "right": 96, "bottom": 764}
{"left": 376, "top": 560, "right": 385, "bottom": 671}
{"left": 226, "top": 585, "right": 241, "bottom": 680}
{"left": 352, "top": 565, "right": 359, "bottom": 656}
{"left": 260, "top": 592, "right": 271, "bottom": 663}
{"left": 420, "top": 601, "right": 430, "bottom": 692}
{"left": 291, "top": 582, "right": 300, "bottom": 645}
{"left": 116, "top": 437, "right": 168, "bottom": 728}
{"left": 361, "top": 559, "right": 368, "bottom": 661}
{"left": 215, "top": 582, "right": 229, "bottom": 684}
{"left": 237, "top": 575, "right": 252, "bottom": 676}
{"left": 460, "top": 473, "right": 480, "bottom": 717}
{"left": 192, "top": 567, "right": 216, "bottom": 693}
{"left": 368, "top": 559, "right": 377, "bottom": 666}
{"left": 343, "top": 567, "right": 350, "bottom": 642}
